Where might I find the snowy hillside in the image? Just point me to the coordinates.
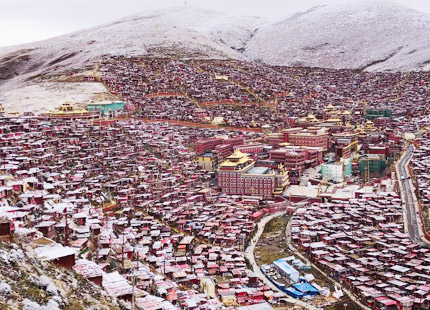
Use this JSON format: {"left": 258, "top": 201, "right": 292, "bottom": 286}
{"left": 0, "top": 240, "right": 117, "bottom": 310}
{"left": 2, "top": 0, "right": 430, "bottom": 100}
{"left": 0, "top": 6, "right": 264, "bottom": 93}
{"left": 245, "top": 0, "right": 430, "bottom": 71}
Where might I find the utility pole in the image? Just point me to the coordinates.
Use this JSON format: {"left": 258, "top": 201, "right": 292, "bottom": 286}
{"left": 64, "top": 207, "right": 69, "bottom": 246}
{"left": 96, "top": 233, "right": 100, "bottom": 264}
{"left": 122, "top": 230, "right": 125, "bottom": 270}
{"left": 131, "top": 249, "right": 136, "bottom": 310}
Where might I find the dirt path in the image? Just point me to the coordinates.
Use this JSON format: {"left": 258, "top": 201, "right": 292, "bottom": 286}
{"left": 244, "top": 212, "right": 318, "bottom": 310}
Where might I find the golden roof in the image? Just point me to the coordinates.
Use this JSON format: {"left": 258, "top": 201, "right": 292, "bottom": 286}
{"left": 228, "top": 149, "right": 246, "bottom": 159}
{"left": 305, "top": 114, "right": 319, "bottom": 122}
{"left": 326, "top": 118, "right": 342, "bottom": 122}
{"left": 49, "top": 102, "right": 89, "bottom": 115}
{"left": 219, "top": 150, "right": 251, "bottom": 168}
{"left": 364, "top": 120, "right": 377, "bottom": 132}
{"left": 354, "top": 125, "right": 365, "bottom": 133}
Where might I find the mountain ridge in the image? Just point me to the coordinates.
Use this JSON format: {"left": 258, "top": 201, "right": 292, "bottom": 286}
{"left": 0, "top": 5, "right": 264, "bottom": 92}
{"left": 2, "top": 1, "right": 430, "bottom": 94}
{"left": 245, "top": 0, "right": 430, "bottom": 71}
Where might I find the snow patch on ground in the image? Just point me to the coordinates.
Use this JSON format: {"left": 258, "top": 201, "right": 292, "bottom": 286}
{"left": 35, "top": 275, "right": 61, "bottom": 296}
{"left": 22, "top": 298, "right": 61, "bottom": 310}
{"left": 0, "top": 82, "right": 109, "bottom": 113}
{"left": 23, "top": 299, "right": 42, "bottom": 310}
{"left": 0, "top": 248, "right": 24, "bottom": 265}
{"left": 0, "top": 282, "right": 11, "bottom": 296}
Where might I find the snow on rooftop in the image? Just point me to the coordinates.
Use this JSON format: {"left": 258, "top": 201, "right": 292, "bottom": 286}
{"left": 35, "top": 244, "right": 77, "bottom": 261}
{"left": 102, "top": 271, "right": 133, "bottom": 297}
{"left": 73, "top": 259, "right": 103, "bottom": 278}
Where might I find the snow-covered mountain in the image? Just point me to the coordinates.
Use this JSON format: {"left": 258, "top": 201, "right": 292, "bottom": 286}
{"left": 2, "top": 0, "right": 430, "bottom": 95}
{"left": 245, "top": 0, "right": 430, "bottom": 71}
{"left": 0, "top": 6, "right": 264, "bottom": 91}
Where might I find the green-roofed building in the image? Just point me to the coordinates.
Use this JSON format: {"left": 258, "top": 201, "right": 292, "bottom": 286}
{"left": 366, "top": 109, "right": 392, "bottom": 120}
{"left": 87, "top": 101, "right": 125, "bottom": 115}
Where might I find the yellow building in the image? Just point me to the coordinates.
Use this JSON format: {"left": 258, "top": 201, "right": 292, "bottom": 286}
{"left": 221, "top": 294, "right": 237, "bottom": 306}
{"left": 200, "top": 277, "right": 216, "bottom": 298}
{"left": 196, "top": 152, "right": 216, "bottom": 172}
{"left": 297, "top": 114, "right": 320, "bottom": 127}
{"left": 342, "top": 110, "right": 352, "bottom": 117}
{"left": 353, "top": 125, "right": 368, "bottom": 139}
{"left": 323, "top": 104, "right": 341, "bottom": 119}
{"left": 323, "top": 118, "right": 343, "bottom": 126}
{"left": 7, "top": 111, "right": 21, "bottom": 117}
{"left": 262, "top": 124, "right": 273, "bottom": 134}
{"left": 218, "top": 150, "right": 253, "bottom": 171}
{"left": 363, "top": 120, "right": 377, "bottom": 132}
{"left": 46, "top": 103, "right": 97, "bottom": 119}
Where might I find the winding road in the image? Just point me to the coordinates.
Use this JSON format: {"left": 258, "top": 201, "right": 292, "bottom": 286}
{"left": 244, "top": 211, "right": 319, "bottom": 310}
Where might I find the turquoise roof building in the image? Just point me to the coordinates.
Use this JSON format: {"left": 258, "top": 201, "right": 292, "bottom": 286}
{"left": 87, "top": 101, "right": 125, "bottom": 115}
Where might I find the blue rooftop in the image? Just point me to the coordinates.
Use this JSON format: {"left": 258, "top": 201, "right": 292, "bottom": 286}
{"left": 285, "top": 287, "right": 304, "bottom": 299}
{"left": 293, "top": 283, "right": 319, "bottom": 295}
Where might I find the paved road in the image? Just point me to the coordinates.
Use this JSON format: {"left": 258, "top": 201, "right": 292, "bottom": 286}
{"left": 396, "top": 145, "right": 430, "bottom": 247}
{"left": 245, "top": 212, "right": 319, "bottom": 310}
